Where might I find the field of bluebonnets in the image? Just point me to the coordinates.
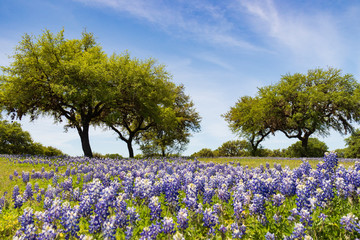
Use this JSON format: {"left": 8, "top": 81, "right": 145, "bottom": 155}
{"left": 1, "top": 153, "right": 360, "bottom": 239}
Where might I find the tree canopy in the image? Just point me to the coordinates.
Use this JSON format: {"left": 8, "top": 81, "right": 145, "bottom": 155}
{"left": 0, "top": 120, "right": 63, "bottom": 156}
{"left": 137, "top": 85, "right": 201, "bottom": 157}
{"left": 225, "top": 67, "right": 360, "bottom": 157}
{"left": 1, "top": 30, "right": 109, "bottom": 157}
{"left": 1, "top": 29, "right": 200, "bottom": 158}
{"left": 223, "top": 96, "right": 271, "bottom": 156}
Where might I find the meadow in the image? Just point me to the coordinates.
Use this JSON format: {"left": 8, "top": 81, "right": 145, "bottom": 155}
{"left": 0, "top": 154, "right": 360, "bottom": 239}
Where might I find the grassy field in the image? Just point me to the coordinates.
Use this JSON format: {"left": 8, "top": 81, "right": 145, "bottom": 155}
{"left": 0, "top": 155, "right": 359, "bottom": 239}
{"left": 198, "top": 157, "right": 357, "bottom": 169}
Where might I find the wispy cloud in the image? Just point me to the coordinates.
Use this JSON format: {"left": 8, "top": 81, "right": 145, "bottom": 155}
{"left": 74, "top": 0, "right": 266, "bottom": 52}
{"left": 238, "top": 0, "right": 346, "bottom": 66}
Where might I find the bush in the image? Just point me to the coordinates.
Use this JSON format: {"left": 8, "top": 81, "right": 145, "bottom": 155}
{"left": 191, "top": 148, "right": 214, "bottom": 157}
{"left": 0, "top": 120, "right": 63, "bottom": 156}
{"left": 285, "top": 138, "right": 328, "bottom": 157}
{"left": 215, "top": 140, "right": 249, "bottom": 157}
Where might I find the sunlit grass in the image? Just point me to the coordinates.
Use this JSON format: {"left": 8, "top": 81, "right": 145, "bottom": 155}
{"left": 197, "top": 157, "right": 357, "bottom": 169}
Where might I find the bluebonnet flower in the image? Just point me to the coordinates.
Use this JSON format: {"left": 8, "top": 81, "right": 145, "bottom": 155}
{"left": 14, "top": 224, "right": 37, "bottom": 240}
{"left": 102, "top": 216, "right": 117, "bottom": 240}
{"left": 323, "top": 151, "right": 338, "bottom": 173}
{"left": 61, "top": 203, "right": 80, "bottom": 239}
{"left": 162, "top": 217, "right": 175, "bottom": 234}
{"left": 290, "top": 223, "right": 306, "bottom": 239}
{"left": 44, "top": 198, "right": 62, "bottom": 224}
{"left": 19, "top": 207, "right": 35, "bottom": 232}
{"left": 36, "top": 194, "right": 42, "bottom": 203}
{"left": 273, "top": 193, "right": 285, "bottom": 207}
{"left": 318, "top": 213, "right": 327, "bottom": 221}
{"left": 173, "top": 231, "right": 185, "bottom": 240}
{"left": 177, "top": 208, "right": 189, "bottom": 230}
{"left": 24, "top": 182, "right": 34, "bottom": 201}
{"left": 72, "top": 187, "right": 80, "bottom": 201}
{"left": 89, "top": 214, "right": 102, "bottom": 234}
{"left": 34, "top": 182, "right": 39, "bottom": 193}
{"left": 9, "top": 175, "right": 13, "bottom": 180}
{"left": 65, "top": 168, "right": 71, "bottom": 177}
{"left": 296, "top": 182, "right": 312, "bottom": 211}
{"left": 340, "top": 213, "right": 360, "bottom": 233}
{"left": 43, "top": 197, "right": 52, "bottom": 210}
{"left": 219, "top": 224, "right": 227, "bottom": 235}
{"left": 38, "top": 223, "right": 57, "bottom": 240}
{"left": 203, "top": 186, "right": 215, "bottom": 204}
{"left": 14, "top": 195, "right": 24, "bottom": 209}
{"left": 22, "top": 171, "right": 30, "bottom": 183}
{"left": 134, "top": 177, "right": 153, "bottom": 200}
{"left": 14, "top": 170, "right": 19, "bottom": 177}
{"left": 127, "top": 207, "right": 140, "bottom": 225}
{"left": 231, "top": 222, "right": 246, "bottom": 239}
{"left": 299, "top": 208, "right": 313, "bottom": 226}
{"left": 122, "top": 173, "right": 134, "bottom": 195}
{"left": 114, "top": 193, "right": 127, "bottom": 213}
{"left": 125, "top": 226, "right": 133, "bottom": 240}
{"left": 139, "top": 226, "right": 153, "bottom": 240}
{"left": 273, "top": 213, "right": 281, "bottom": 224}
{"left": 114, "top": 209, "right": 128, "bottom": 228}
{"left": 233, "top": 200, "right": 244, "bottom": 220}
{"left": 149, "top": 196, "right": 162, "bottom": 221}
{"left": 61, "top": 177, "right": 73, "bottom": 191}
{"left": 183, "top": 183, "right": 198, "bottom": 210}
{"left": 12, "top": 185, "right": 20, "bottom": 202}
{"left": 265, "top": 232, "right": 275, "bottom": 240}
{"left": 164, "top": 176, "right": 181, "bottom": 209}
{"left": 203, "top": 208, "right": 219, "bottom": 229}
{"left": 249, "top": 194, "right": 266, "bottom": 216}
{"left": 279, "top": 177, "right": 296, "bottom": 197}
{"left": 78, "top": 192, "right": 93, "bottom": 217}
{"left": 217, "top": 184, "right": 231, "bottom": 202}
{"left": 140, "top": 222, "right": 161, "bottom": 240}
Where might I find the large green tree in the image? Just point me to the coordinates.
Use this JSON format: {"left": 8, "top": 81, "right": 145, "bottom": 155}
{"left": 0, "top": 120, "right": 63, "bottom": 155}
{"left": 259, "top": 67, "right": 360, "bottom": 154}
{"left": 103, "top": 55, "right": 200, "bottom": 158}
{"left": 223, "top": 96, "right": 271, "bottom": 156}
{"left": 1, "top": 30, "right": 110, "bottom": 157}
{"left": 137, "top": 85, "right": 201, "bottom": 157}
{"left": 214, "top": 140, "right": 249, "bottom": 157}
{"left": 225, "top": 67, "right": 360, "bottom": 157}
{"left": 342, "top": 129, "right": 360, "bottom": 158}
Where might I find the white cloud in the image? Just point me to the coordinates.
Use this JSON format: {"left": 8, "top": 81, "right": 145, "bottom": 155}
{"left": 74, "top": 0, "right": 265, "bottom": 52}
{"left": 239, "top": 0, "right": 346, "bottom": 66}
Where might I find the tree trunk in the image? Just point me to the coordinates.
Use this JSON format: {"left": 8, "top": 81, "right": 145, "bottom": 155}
{"left": 301, "top": 136, "right": 309, "bottom": 157}
{"left": 127, "top": 139, "right": 134, "bottom": 158}
{"left": 161, "top": 148, "right": 166, "bottom": 157}
{"left": 77, "top": 124, "right": 93, "bottom": 158}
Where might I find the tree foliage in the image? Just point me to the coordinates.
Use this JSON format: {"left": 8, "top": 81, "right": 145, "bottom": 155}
{"left": 137, "top": 85, "right": 201, "bottom": 157}
{"left": 1, "top": 29, "right": 200, "bottom": 158}
{"left": 225, "top": 67, "right": 360, "bottom": 157}
{"left": 1, "top": 30, "right": 109, "bottom": 157}
{"left": 0, "top": 120, "right": 63, "bottom": 156}
{"left": 223, "top": 96, "right": 271, "bottom": 156}
{"left": 214, "top": 140, "right": 249, "bottom": 157}
{"left": 260, "top": 67, "right": 360, "bottom": 150}
{"left": 191, "top": 148, "right": 214, "bottom": 158}
{"left": 285, "top": 138, "right": 328, "bottom": 157}
{"left": 342, "top": 129, "right": 360, "bottom": 158}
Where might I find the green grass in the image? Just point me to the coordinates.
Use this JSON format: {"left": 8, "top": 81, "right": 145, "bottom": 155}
{"left": 0, "top": 155, "right": 358, "bottom": 239}
{"left": 197, "top": 157, "right": 357, "bottom": 169}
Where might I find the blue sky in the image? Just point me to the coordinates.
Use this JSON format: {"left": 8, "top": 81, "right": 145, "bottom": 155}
{"left": 1, "top": 0, "right": 360, "bottom": 157}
